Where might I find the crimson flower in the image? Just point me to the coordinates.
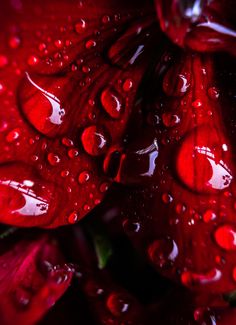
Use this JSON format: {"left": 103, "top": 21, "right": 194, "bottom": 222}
{"left": 0, "top": 0, "right": 236, "bottom": 324}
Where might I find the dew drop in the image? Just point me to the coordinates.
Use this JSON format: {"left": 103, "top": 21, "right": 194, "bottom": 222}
{"left": 148, "top": 238, "right": 178, "bottom": 268}
{"left": 85, "top": 40, "right": 96, "bottom": 49}
{"left": 19, "top": 73, "right": 66, "bottom": 137}
{"left": 214, "top": 224, "right": 236, "bottom": 250}
{"left": 162, "top": 113, "right": 180, "bottom": 127}
{"left": 181, "top": 268, "right": 221, "bottom": 288}
{"left": 162, "top": 193, "right": 173, "bottom": 204}
{"left": 8, "top": 35, "right": 21, "bottom": 49}
{"left": 0, "top": 55, "right": 8, "bottom": 68}
{"left": 123, "top": 79, "right": 133, "bottom": 92}
{"left": 81, "top": 125, "right": 109, "bottom": 156}
{"left": 203, "top": 210, "right": 216, "bottom": 223}
{"left": 27, "top": 55, "right": 39, "bottom": 66}
{"left": 47, "top": 153, "right": 60, "bottom": 166}
{"left": 6, "top": 128, "right": 20, "bottom": 143}
{"left": 176, "top": 126, "right": 233, "bottom": 194}
{"left": 68, "top": 211, "right": 78, "bottom": 224}
{"left": 106, "top": 292, "right": 131, "bottom": 317}
{"left": 208, "top": 87, "right": 220, "bottom": 100}
{"left": 75, "top": 19, "right": 86, "bottom": 33}
{"left": 78, "top": 171, "right": 90, "bottom": 184}
{"left": 0, "top": 163, "right": 59, "bottom": 226}
{"left": 100, "top": 88, "right": 123, "bottom": 119}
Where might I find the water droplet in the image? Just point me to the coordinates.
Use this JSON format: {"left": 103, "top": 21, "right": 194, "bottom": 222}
{"left": 68, "top": 211, "right": 78, "bottom": 224}
{"left": 8, "top": 35, "right": 21, "bottom": 49}
{"left": 208, "top": 87, "right": 220, "bottom": 100}
{"left": 162, "top": 193, "right": 173, "bottom": 204}
{"left": 163, "top": 72, "right": 191, "bottom": 97}
{"left": 99, "top": 182, "right": 109, "bottom": 193}
{"left": 13, "top": 287, "right": 31, "bottom": 309}
{"left": 192, "top": 99, "right": 202, "bottom": 108}
{"left": 100, "top": 88, "right": 123, "bottom": 119}
{"left": 81, "top": 125, "right": 109, "bottom": 156}
{"left": 123, "top": 219, "right": 141, "bottom": 234}
{"left": 0, "top": 163, "right": 59, "bottom": 226}
{"left": 47, "top": 153, "right": 60, "bottom": 166}
{"left": 6, "top": 128, "right": 20, "bottom": 143}
{"left": 19, "top": 73, "right": 66, "bottom": 137}
{"left": 203, "top": 210, "right": 216, "bottom": 223}
{"left": 75, "top": 19, "right": 86, "bottom": 33}
{"left": 106, "top": 293, "right": 131, "bottom": 317}
{"left": 214, "top": 224, "right": 236, "bottom": 250}
{"left": 181, "top": 268, "right": 221, "bottom": 288}
{"left": 162, "top": 113, "right": 180, "bottom": 127}
{"left": 78, "top": 171, "right": 90, "bottom": 184}
{"left": 123, "top": 79, "right": 133, "bottom": 92}
{"left": 85, "top": 39, "right": 96, "bottom": 49}
{"left": 68, "top": 148, "right": 79, "bottom": 158}
{"left": 148, "top": 238, "right": 178, "bottom": 268}
{"left": 0, "top": 55, "right": 8, "bottom": 68}
{"left": 27, "top": 55, "right": 39, "bottom": 66}
{"left": 62, "top": 137, "right": 74, "bottom": 147}
{"left": 102, "top": 15, "right": 111, "bottom": 24}
{"left": 176, "top": 126, "right": 233, "bottom": 194}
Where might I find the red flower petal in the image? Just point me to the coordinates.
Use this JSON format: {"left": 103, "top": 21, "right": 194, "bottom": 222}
{"left": 0, "top": 236, "right": 73, "bottom": 325}
{"left": 0, "top": 0, "right": 159, "bottom": 227}
{"left": 155, "top": 0, "right": 236, "bottom": 55}
{"left": 105, "top": 52, "right": 236, "bottom": 295}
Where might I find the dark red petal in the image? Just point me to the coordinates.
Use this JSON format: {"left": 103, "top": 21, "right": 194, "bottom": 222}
{"left": 155, "top": 0, "right": 236, "bottom": 55}
{"left": 0, "top": 0, "right": 158, "bottom": 227}
{"left": 0, "top": 236, "right": 73, "bottom": 325}
{"left": 104, "top": 52, "right": 236, "bottom": 295}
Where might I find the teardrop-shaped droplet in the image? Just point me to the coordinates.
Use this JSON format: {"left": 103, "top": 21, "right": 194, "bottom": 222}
{"left": 214, "top": 224, "right": 236, "bottom": 250}
{"left": 81, "top": 125, "right": 109, "bottom": 156}
{"left": 176, "top": 126, "right": 233, "bottom": 194}
{"left": 100, "top": 88, "right": 123, "bottom": 119}
{"left": 0, "top": 163, "right": 60, "bottom": 227}
{"left": 19, "top": 73, "right": 68, "bottom": 137}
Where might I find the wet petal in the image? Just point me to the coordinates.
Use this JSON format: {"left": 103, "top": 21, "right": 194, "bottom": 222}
{"left": 0, "top": 236, "right": 73, "bottom": 325}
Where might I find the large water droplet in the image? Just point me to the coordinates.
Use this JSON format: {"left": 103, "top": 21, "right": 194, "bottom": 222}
{"left": 100, "top": 88, "right": 123, "bottom": 119}
{"left": 148, "top": 238, "right": 178, "bottom": 268}
{"left": 19, "top": 73, "right": 67, "bottom": 137}
{"left": 176, "top": 126, "right": 233, "bottom": 194}
{"left": 81, "top": 125, "right": 109, "bottom": 156}
{"left": 214, "top": 224, "right": 236, "bottom": 250}
{"left": 106, "top": 292, "right": 131, "bottom": 317}
{"left": 181, "top": 268, "right": 222, "bottom": 288}
{"left": 0, "top": 163, "right": 59, "bottom": 227}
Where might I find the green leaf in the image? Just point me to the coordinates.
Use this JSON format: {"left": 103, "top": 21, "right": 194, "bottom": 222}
{"left": 0, "top": 227, "right": 17, "bottom": 239}
{"left": 223, "top": 290, "right": 236, "bottom": 306}
{"left": 93, "top": 233, "right": 113, "bottom": 269}
{"left": 87, "top": 221, "right": 113, "bottom": 270}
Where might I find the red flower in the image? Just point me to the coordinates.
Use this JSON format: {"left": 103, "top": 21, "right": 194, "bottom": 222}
{"left": 0, "top": 0, "right": 236, "bottom": 324}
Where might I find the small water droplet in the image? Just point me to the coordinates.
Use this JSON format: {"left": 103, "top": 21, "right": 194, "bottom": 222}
{"left": 47, "top": 153, "right": 60, "bottom": 166}
{"left": 214, "top": 224, "right": 236, "bottom": 250}
{"left": 123, "top": 79, "right": 133, "bottom": 92}
{"left": 6, "top": 128, "right": 20, "bottom": 143}
{"left": 208, "top": 87, "right": 219, "bottom": 100}
{"left": 162, "top": 193, "right": 173, "bottom": 204}
{"left": 68, "top": 211, "right": 78, "bottom": 224}
{"left": 85, "top": 39, "right": 96, "bottom": 49}
{"left": 100, "top": 88, "right": 123, "bottom": 119}
{"left": 106, "top": 292, "right": 131, "bottom": 317}
{"left": 78, "top": 171, "right": 90, "bottom": 184}
{"left": 0, "top": 54, "right": 8, "bottom": 68}
{"left": 8, "top": 35, "right": 21, "bottom": 49}
{"left": 148, "top": 238, "right": 178, "bottom": 268}
{"left": 162, "top": 113, "right": 180, "bottom": 127}
{"left": 81, "top": 125, "right": 109, "bottom": 156}
{"left": 75, "top": 19, "right": 86, "bottom": 33}
{"left": 203, "top": 210, "right": 216, "bottom": 223}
